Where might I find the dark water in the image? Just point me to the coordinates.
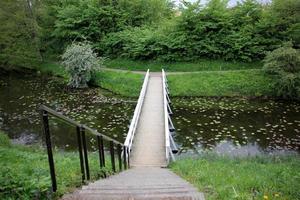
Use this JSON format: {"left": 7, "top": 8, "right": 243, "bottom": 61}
{"left": 0, "top": 71, "right": 135, "bottom": 149}
{"left": 1, "top": 71, "right": 300, "bottom": 155}
{"left": 172, "top": 98, "right": 300, "bottom": 156}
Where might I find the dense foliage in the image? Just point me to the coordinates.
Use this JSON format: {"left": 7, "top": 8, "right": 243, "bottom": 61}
{"left": 1, "top": 0, "right": 299, "bottom": 66}
{"left": 102, "top": 0, "right": 300, "bottom": 62}
{"left": 62, "top": 42, "right": 100, "bottom": 88}
{"left": 263, "top": 43, "right": 300, "bottom": 98}
{"left": 0, "top": 0, "right": 43, "bottom": 68}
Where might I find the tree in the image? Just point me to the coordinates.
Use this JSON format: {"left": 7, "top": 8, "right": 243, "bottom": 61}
{"left": 62, "top": 42, "right": 100, "bottom": 88}
{"left": 0, "top": 0, "right": 43, "bottom": 68}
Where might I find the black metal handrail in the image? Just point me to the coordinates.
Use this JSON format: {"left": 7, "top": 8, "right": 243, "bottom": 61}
{"left": 40, "top": 105, "right": 129, "bottom": 192}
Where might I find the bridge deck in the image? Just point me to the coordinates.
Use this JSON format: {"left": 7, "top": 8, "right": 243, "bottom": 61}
{"left": 130, "top": 73, "right": 166, "bottom": 167}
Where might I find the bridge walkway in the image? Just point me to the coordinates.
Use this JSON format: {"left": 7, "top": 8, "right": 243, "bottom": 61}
{"left": 63, "top": 72, "right": 205, "bottom": 200}
{"left": 130, "top": 73, "right": 166, "bottom": 167}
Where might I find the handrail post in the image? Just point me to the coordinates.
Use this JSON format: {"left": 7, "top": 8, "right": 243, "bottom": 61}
{"left": 97, "top": 136, "right": 104, "bottom": 168}
{"left": 117, "top": 144, "right": 122, "bottom": 171}
{"left": 100, "top": 136, "right": 105, "bottom": 167}
{"left": 42, "top": 110, "right": 57, "bottom": 192}
{"left": 127, "top": 147, "right": 130, "bottom": 168}
{"left": 77, "top": 126, "right": 85, "bottom": 182}
{"left": 81, "top": 127, "right": 90, "bottom": 180}
{"left": 110, "top": 141, "right": 116, "bottom": 172}
{"left": 123, "top": 146, "right": 127, "bottom": 170}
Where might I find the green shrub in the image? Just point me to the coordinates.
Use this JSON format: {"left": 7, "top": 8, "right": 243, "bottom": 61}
{"left": 62, "top": 42, "right": 101, "bottom": 88}
{"left": 0, "top": 132, "right": 10, "bottom": 147}
{"left": 263, "top": 42, "right": 300, "bottom": 98}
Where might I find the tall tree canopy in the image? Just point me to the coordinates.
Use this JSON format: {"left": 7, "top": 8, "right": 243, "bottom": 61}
{"left": 0, "top": 0, "right": 299, "bottom": 67}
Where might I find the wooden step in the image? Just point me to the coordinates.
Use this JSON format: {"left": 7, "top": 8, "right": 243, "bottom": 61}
{"left": 62, "top": 167, "right": 205, "bottom": 200}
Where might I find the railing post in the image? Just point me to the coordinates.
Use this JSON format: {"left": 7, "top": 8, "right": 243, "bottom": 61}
{"left": 81, "top": 127, "right": 90, "bottom": 180}
{"left": 97, "top": 136, "right": 104, "bottom": 168}
{"left": 123, "top": 146, "right": 127, "bottom": 170}
{"left": 117, "top": 144, "right": 122, "bottom": 171}
{"left": 76, "top": 126, "right": 85, "bottom": 182}
{"left": 100, "top": 136, "right": 105, "bottom": 167}
{"left": 127, "top": 147, "right": 130, "bottom": 168}
{"left": 42, "top": 110, "right": 57, "bottom": 192}
{"left": 110, "top": 141, "right": 116, "bottom": 172}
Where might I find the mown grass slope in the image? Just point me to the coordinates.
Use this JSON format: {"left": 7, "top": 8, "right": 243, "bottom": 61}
{"left": 104, "top": 59, "right": 261, "bottom": 72}
{"left": 171, "top": 154, "right": 300, "bottom": 200}
{"left": 168, "top": 69, "right": 274, "bottom": 97}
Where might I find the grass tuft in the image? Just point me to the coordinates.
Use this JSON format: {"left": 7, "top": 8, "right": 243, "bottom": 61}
{"left": 0, "top": 131, "right": 11, "bottom": 147}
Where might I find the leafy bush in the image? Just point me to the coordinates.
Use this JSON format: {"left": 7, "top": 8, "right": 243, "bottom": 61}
{"left": 62, "top": 42, "right": 101, "bottom": 88}
{"left": 101, "top": 0, "right": 299, "bottom": 62}
{"left": 263, "top": 42, "right": 300, "bottom": 98}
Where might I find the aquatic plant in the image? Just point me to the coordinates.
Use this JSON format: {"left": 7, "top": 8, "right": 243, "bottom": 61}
{"left": 62, "top": 42, "right": 102, "bottom": 88}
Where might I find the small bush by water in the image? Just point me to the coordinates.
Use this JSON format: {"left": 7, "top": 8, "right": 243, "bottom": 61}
{"left": 170, "top": 154, "right": 300, "bottom": 200}
{"left": 62, "top": 42, "right": 101, "bottom": 88}
{"left": 0, "top": 132, "right": 113, "bottom": 199}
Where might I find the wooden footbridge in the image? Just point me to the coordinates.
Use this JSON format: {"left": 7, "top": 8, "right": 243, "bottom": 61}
{"left": 41, "top": 70, "right": 204, "bottom": 200}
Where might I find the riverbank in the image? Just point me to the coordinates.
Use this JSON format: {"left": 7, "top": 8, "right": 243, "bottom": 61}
{"left": 38, "top": 60, "right": 275, "bottom": 98}
{"left": 170, "top": 154, "right": 300, "bottom": 200}
{"left": 1, "top": 59, "right": 275, "bottom": 98}
{"left": 1, "top": 63, "right": 144, "bottom": 97}
{"left": 0, "top": 132, "right": 113, "bottom": 199}
{"left": 104, "top": 58, "right": 261, "bottom": 72}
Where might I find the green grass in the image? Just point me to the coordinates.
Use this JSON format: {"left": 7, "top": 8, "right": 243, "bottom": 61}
{"left": 104, "top": 58, "right": 261, "bottom": 72}
{"left": 92, "top": 70, "right": 144, "bottom": 97}
{"left": 3, "top": 59, "right": 275, "bottom": 97}
{"left": 168, "top": 69, "right": 274, "bottom": 97}
{"left": 170, "top": 154, "right": 300, "bottom": 200}
{"left": 0, "top": 132, "right": 115, "bottom": 199}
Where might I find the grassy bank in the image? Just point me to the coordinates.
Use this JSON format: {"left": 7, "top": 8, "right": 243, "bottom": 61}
{"left": 92, "top": 70, "right": 143, "bottom": 97}
{"left": 170, "top": 154, "right": 300, "bottom": 200}
{"left": 34, "top": 62, "right": 144, "bottom": 97}
{"left": 0, "top": 132, "right": 113, "bottom": 199}
{"left": 104, "top": 59, "right": 261, "bottom": 72}
{"left": 2, "top": 60, "right": 275, "bottom": 98}
{"left": 168, "top": 69, "right": 274, "bottom": 97}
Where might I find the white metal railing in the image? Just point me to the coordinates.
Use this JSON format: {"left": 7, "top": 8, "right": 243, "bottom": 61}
{"left": 162, "top": 69, "right": 177, "bottom": 163}
{"left": 124, "top": 69, "right": 150, "bottom": 159}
